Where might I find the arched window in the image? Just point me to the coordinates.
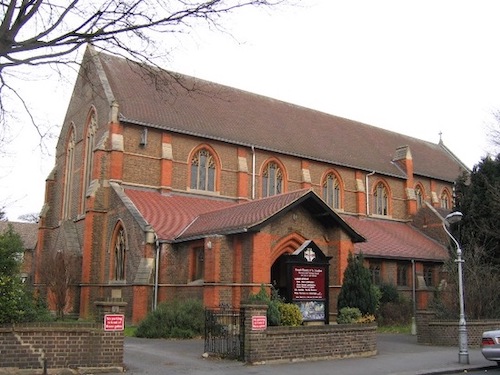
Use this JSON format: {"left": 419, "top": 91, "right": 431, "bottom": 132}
{"left": 415, "top": 184, "right": 424, "bottom": 209}
{"left": 440, "top": 189, "right": 451, "bottom": 209}
{"left": 322, "top": 172, "right": 341, "bottom": 209}
{"left": 262, "top": 161, "right": 283, "bottom": 197}
{"left": 190, "top": 148, "right": 216, "bottom": 191}
{"left": 81, "top": 110, "right": 98, "bottom": 214}
{"left": 62, "top": 127, "right": 76, "bottom": 219}
{"left": 113, "top": 226, "right": 127, "bottom": 281}
{"left": 374, "top": 182, "right": 389, "bottom": 216}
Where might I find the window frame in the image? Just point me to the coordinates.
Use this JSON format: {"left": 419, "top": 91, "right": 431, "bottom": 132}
{"left": 373, "top": 181, "right": 389, "bottom": 216}
{"left": 397, "top": 262, "right": 409, "bottom": 287}
{"left": 62, "top": 126, "right": 76, "bottom": 220}
{"left": 189, "top": 146, "right": 218, "bottom": 192}
{"left": 81, "top": 109, "right": 98, "bottom": 214}
{"left": 322, "top": 170, "right": 342, "bottom": 209}
{"left": 261, "top": 159, "right": 285, "bottom": 198}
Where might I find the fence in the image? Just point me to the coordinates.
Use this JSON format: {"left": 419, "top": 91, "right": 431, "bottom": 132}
{"left": 204, "top": 306, "right": 245, "bottom": 360}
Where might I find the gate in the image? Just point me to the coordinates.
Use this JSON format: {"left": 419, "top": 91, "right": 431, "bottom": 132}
{"left": 204, "top": 306, "right": 245, "bottom": 360}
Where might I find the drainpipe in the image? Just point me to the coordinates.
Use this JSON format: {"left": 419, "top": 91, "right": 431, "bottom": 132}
{"left": 154, "top": 235, "right": 160, "bottom": 311}
{"left": 365, "top": 171, "right": 376, "bottom": 216}
{"left": 251, "top": 145, "right": 256, "bottom": 200}
{"left": 411, "top": 259, "right": 417, "bottom": 335}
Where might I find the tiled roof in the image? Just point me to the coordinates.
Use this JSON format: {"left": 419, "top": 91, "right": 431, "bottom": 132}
{"left": 0, "top": 221, "right": 38, "bottom": 250}
{"left": 123, "top": 189, "right": 364, "bottom": 243}
{"left": 342, "top": 216, "right": 449, "bottom": 262}
{"left": 175, "top": 189, "right": 365, "bottom": 242}
{"left": 122, "top": 190, "right": 234, "bottom": 241}
{"left": 92, "top": 48, "right": 468, "bottom": 183}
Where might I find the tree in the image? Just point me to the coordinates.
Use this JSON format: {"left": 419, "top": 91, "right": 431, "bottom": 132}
{"left": 17, "top": 212, "right": 39, "bottom": 223}
{"left": 39, "top": 250, "right": 80, "bottom": 319}
{"left": 445, "top": 155, "right": 500, "bottom": 319}
{"left": 0, "top": 0, "right": 285, "bottom": 134}
{"left": 455, "top": 155, "right": 500, "bottom": 263}
{"left": 337, "top": 252, "right": 379, "bottom": 316}
{"left": 0, "top": 224, "right": 40, "bottom": 323}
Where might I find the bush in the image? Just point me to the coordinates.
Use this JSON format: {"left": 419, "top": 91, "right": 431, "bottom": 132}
{"left": 377, "top": 300, "right": 412, "bottom": 326}
{"left": 246, "top": 285, "right": 281, "bottom": 326}
{"left": 337, "top": 307, "right": 362, "bottom": 324}
{"left": 135, "top": 299, "right": 204, "bottom": 338}
{"left": 278, "top": 303, "right": 303, "bottom": 326}
{"left": 379, "top": 283, "right": 399, "bottom": 304}
{"left": 337, "top": 253, "right": 380, "bottom": 315}
{"left": 356, "top": 314, "right": 376, "bottom": 324}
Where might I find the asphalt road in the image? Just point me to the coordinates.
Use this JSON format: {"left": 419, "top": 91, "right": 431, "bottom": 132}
{"left": 116, "top": 334, "right": 498, "bottom": 375}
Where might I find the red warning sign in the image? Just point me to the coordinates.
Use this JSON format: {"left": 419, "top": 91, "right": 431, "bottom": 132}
{"left": 104, "top": 314, "right": 125, "bottom": 331}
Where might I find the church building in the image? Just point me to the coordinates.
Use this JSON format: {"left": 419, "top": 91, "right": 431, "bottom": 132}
{"left": 35, "top": 46, "right": 468, "bottom": 324}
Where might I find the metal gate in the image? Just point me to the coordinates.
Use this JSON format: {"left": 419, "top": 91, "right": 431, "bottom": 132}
{"left": 204, "top": 306, "right": 245, "bottom": 360}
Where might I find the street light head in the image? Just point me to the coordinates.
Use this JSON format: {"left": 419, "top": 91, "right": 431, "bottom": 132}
{"left": 445, "top": 211, "right": 463, "bottom": 225}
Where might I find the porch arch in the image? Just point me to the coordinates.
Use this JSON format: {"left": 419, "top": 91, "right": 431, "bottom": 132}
{"left": 270, "top": 232, "right": 306, "bottom": 263}
{"left": 270, "top": 232, "right": 306, "bottom": 298}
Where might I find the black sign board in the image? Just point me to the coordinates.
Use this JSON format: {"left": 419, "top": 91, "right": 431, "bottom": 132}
{"left": 285, "top": 240, "right": 331, "bottom": 324}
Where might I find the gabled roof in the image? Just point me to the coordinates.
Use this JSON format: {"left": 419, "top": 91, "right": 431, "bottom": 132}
{"left": 0, "top": 221, "right": 38, "bottom": 250}
{"left": 122, "top": 189, "right": 234, "bottom": 241}
{"left": 122, "top": 189, "right": 365, "bottom": 243}
{"left": 342, "top": 216, "right": 449, "bottom": 262}
{"left": 175, "top": 189, "right": 365, "bottom": 242}
{"left": 88, "top": 47, "right": 468, "bottom": 183}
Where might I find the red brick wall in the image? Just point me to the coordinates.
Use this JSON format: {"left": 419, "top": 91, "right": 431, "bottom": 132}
{"left": 0, "top": 323, "right": 123, "bottom": 371}
{"left": 241, "top": 305, "right": 376, "bottom": 364}
{"left": 416, "top": 310, "right": 500, "bottom": 347}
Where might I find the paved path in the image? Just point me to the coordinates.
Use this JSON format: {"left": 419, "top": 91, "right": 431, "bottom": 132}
{"left": 120, "top": 333, "right": 499, "bottom": 375}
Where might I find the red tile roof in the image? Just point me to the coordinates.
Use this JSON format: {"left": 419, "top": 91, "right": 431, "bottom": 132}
{"left": 123, "top": 189, "right": 234, "bottom": 240}
{"left": 122, "top": 189, "right": 446, "bottom": 262}
{"left": 92, "top": 48, "right": 468, "bottom": 183}
{"left": 342, "top": 216, "right": 448, "bottom": 261}
{"left": 176, "top": 189, "right": 364, "bottom": 242}
{"left": 123, "top": 188, "right": 364, "bottom": 243}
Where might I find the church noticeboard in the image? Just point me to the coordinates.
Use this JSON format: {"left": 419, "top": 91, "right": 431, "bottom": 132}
{"left": 286, "top": 240, "right": 331, "bottom": 323}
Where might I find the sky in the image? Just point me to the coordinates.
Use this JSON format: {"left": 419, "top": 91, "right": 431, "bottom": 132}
{"left": 1, "top": 0, "right": 499, "bottom": 221}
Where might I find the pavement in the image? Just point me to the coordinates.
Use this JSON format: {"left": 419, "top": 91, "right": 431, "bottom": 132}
{"left": 1, "top": 333, "right": 498, "bottom": 375}
{"left": 117, "top": 333, "right": 500, "bottom": 375}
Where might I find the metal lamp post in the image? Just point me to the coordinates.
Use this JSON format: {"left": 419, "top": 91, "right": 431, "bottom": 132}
{"left": 442, "top": 211, "right": 469, "bottom": 365}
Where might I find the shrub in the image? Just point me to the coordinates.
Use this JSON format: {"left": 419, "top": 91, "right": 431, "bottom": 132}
{"left": 356, "top": 314, "right": 376, "bottom": 324}
{"left": 337, "top": 307, "right": 362, "bottom": 324}
{"left": 337, "top": 253, "right": 380, "bottom": 315}
{"left": 379, "top": 283, "right": 399, "bottom": 304}
{"left": 135, "top": 299, "right": 204, "bottom": 338}
{"left": 278, "top": 303, "right": 303, "bottom": 326}
{"left": 247, "top": 285, "right": 281, "bottom": 326}
{"left": 377, "top": 300, "right": 412, "bottom": 326}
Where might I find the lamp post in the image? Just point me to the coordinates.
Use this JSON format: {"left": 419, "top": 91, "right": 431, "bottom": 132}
{"left": 442, "top": 211, "right": 469, "bottom": 365}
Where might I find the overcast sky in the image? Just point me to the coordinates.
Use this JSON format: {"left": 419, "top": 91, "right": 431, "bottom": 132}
{"left": 1, "top": 0, "right": 498, "bottom": 221}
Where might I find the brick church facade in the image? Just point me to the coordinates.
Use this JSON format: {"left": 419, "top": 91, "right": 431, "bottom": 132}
{"left": 35, "top": 46, "right": 468, "bottom": 324}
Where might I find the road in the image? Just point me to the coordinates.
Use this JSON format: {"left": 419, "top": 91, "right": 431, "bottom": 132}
{"left": 116, "top": 335, "right": 498, "bottom": 375}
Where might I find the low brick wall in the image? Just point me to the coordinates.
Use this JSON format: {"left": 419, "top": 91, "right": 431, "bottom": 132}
{"left": 242, "top": 305, "right": 377, "bottom": 364}
{"left": 416, "top": 310, "right": 500, "bottom": 347}
{"left": 0, "top": 322, "right": 124, "bottom": 372}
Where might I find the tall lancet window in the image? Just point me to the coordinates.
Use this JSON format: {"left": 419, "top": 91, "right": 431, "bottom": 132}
{"left": 262, "top": 161, "right": 283, "bottom": 197}
{"left": 62, "top": 128, "right": 76, "bottom": 219}
{"left": 81, "top": 111, "right": 98, "bottom": 214}
{"left": 114, "top": 227, "right": 126, "bottom": 281}
{"left": 190, "top": 148, "right": 216, "bottom": 191}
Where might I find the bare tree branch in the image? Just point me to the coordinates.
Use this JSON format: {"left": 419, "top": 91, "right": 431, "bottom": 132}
{"left": 0, "top": 0, "right": 289, "bottom": 147}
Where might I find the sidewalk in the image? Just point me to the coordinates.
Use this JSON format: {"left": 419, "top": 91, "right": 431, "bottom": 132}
{"left": 119, "top": 333, "right": 498, "bottom": 375}
{"left": 0, "top": 333, "right": 497, "bottom": 375}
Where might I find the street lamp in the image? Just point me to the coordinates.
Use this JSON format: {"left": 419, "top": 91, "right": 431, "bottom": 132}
{"left": 442, "top": 211, "right": 469, "bottom": 365}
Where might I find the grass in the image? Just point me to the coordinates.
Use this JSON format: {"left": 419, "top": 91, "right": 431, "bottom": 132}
{"left": 377, "top": 323, "right": 412, "bottom": 334}
{"left": 124, "top": 326, "right": 137, "bottom": 337}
